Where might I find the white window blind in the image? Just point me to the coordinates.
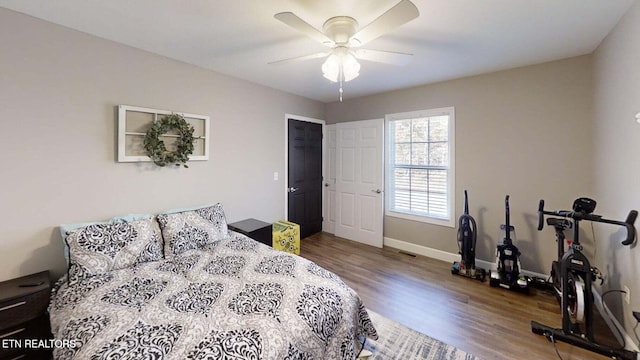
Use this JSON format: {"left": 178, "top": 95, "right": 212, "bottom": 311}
{"left": 385, "top": 107, "right": 455, "bottom": 227}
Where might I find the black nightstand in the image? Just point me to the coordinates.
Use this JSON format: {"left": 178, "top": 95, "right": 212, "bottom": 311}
{"left": 228, "top": 219, "right": 273, "bottom": 247}
{"left": 0, "top": 271, "right": 52, "bottom": 360}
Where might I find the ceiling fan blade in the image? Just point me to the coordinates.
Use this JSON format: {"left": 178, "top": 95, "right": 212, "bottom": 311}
{"left": 350, "top": 0, "right": 419, "bottom": 46}
{"left": 268, "top": 51, "right": 329, "bottom": 65}
{"left": 353, "top": 49, "right": 413, "bottom": 66}
{"left": 274, "top": 12, "right": 334, "bottom": 46}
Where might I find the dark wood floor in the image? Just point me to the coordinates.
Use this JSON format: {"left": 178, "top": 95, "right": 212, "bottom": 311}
{"left": 299, "top": 232, "right": 626, "bottom": 360}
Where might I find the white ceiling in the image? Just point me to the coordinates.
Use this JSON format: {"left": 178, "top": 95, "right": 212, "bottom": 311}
{"left": 0, "top": 0, "right": 635, "bottom": 103}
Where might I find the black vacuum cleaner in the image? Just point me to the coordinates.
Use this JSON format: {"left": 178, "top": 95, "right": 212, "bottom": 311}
{"left": 451, "top": 190, "right": 486, "bottom": 281}
{"left": 490, "top": 195, "right": 530, "bottom": 293}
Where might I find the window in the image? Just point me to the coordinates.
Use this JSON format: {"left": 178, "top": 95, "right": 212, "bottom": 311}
{"left": 117, "top": 105, "right": 210, "bottom": 163}
{"left": 385, "top": 107, "right": 455, "bottom": 227}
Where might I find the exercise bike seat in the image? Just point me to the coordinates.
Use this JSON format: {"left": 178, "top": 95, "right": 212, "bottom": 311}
{"left": 547, "top": 217, "right": 572, "bottom": 229}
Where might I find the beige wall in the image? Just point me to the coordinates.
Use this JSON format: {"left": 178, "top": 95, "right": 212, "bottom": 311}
{"left": 327, "top": 56, "right": 594, "bottom": 275}
{"left": 592, "top": 0, "right": 640, "bottom": 339}
{"left": 0, "top": 9, "right": 324, "bottom": 281}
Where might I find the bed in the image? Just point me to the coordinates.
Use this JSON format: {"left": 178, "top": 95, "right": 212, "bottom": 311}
{"left": 49, "top": 204, "right": 377, "bottom": 359}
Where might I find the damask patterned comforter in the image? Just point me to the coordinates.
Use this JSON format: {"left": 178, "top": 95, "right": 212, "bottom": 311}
{"left": 49, "top": 232, "right": 377, "bottom": 359}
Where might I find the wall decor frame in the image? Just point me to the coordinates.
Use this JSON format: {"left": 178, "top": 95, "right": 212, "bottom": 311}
{"left": 117, "top": 105, "right": 210, "bottom": 163}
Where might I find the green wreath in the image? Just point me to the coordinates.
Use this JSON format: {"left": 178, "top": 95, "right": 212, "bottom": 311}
{"left": 144, "top": 114, "right": 195, "bottom": 168}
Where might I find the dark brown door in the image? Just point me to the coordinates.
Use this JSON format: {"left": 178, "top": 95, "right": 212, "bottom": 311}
{"left": 288, "top": 119, "right": 323, "bottom": 239}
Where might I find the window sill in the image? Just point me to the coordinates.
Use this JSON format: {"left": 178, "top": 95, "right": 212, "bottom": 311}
{"left": 385, "top": 210, "right": 455, "bottom": 228}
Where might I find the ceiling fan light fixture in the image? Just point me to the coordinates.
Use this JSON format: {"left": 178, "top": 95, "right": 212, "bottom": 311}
{"left": 342, "top": 52, "right": 361, "bottom": 81}
{"left": 321, "top": 53, "right": 340, "bottom": 81}
{"left": 321, "top": 49, "right": 360, "bottom": 83}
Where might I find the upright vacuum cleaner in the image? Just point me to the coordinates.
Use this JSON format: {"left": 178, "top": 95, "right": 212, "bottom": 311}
{"left": 452, "top": 190, "right": 486, "bottom": 281}
{"left": 490, "top": 195, "right": 530, "bottom": 293}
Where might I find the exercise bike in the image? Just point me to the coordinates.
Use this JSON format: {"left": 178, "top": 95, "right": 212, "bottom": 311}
{"left": 547, "top": 198, "right": 597, "bottom": 303}
{"left": 531, "top": 198, "right": 638, "bottom": 360}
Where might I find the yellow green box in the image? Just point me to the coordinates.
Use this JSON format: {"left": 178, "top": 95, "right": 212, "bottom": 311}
{"left": 272, "top": 220, "right": 300, "bottom": 255}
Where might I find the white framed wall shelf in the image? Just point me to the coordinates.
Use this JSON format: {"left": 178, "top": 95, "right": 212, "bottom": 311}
{"left": 117, "top": 105, "right": 210, "bottom": 163}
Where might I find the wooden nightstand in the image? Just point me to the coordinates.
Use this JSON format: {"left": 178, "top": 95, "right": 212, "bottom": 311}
{"left": 0, "top": 271, "right": 52, "bottom": 360}
{"left": 228, "top": 219, "right": 273, "bottom": 247}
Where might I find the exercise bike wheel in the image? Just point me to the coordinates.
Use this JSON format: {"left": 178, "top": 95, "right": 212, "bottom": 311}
{"left": 567, "top": 273, "right": 585, "bottom": 324}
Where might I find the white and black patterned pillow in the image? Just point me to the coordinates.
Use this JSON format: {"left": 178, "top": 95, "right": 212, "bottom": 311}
{"left": 157, "top": 203, "right": 229, "bottom": 258}
{"left": 66, "top": 218, "right": 163, "bottom": 283}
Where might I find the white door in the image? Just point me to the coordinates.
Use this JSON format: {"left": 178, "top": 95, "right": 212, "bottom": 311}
{"left": 335, "top": 119, "right": 384, "bottom": 247}
{"left": 322, "top": 124, "right": 337, "bottom": 234}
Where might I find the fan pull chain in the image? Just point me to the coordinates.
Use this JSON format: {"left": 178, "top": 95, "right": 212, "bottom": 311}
{"left": 338, "top": 66, "right": 345, "bottom": 102}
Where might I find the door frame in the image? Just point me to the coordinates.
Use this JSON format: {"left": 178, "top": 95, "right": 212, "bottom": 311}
{"left": 323, "top": 124, "right": 337, "bottom": 234}
{"left": 283, "top": 114, "right": 326, "bottom": 220}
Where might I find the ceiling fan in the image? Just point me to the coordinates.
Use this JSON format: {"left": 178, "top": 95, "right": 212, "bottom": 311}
{"left": 272, "top": 0, "right": 420, "bottom": 101}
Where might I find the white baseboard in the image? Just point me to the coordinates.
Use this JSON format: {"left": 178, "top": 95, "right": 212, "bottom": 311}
{"left": 383, "top": 236, "right": 639, "bottom": 353}
{"left": 384, "top": 237, "right": 460, "bottom": 263}
{"left": 383, "top": 236, "right": 547, "bottom": 279}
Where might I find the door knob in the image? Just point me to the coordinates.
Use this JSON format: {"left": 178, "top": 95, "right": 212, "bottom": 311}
{"left": 372, "top": 189, "right": 382, "bottom": 194}
{"left": 288, "top": 187, "right": 299, "bottom": 193}
{"left": 324, "top": 183, "right": 330, "bottom": 187}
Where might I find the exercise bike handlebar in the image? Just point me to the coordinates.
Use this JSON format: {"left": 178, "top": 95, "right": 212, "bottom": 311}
{"left": 622, "top": 210, "right": 638, "bottom": 245}
{"left": 537, "top": 199, "right": 638, "bottom": 246}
